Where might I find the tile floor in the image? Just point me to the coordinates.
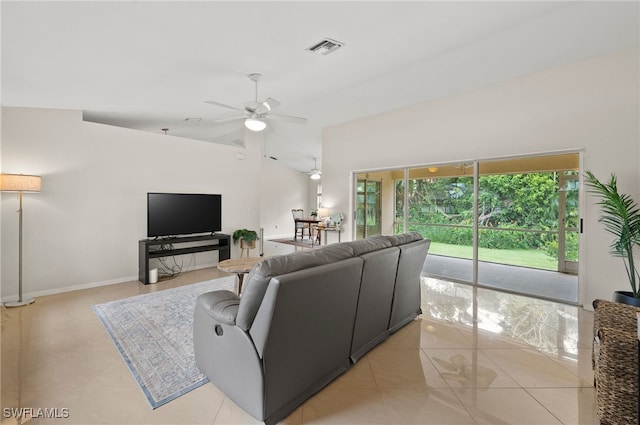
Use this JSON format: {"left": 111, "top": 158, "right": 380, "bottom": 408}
{"left": 1, "top": 267, "right": 598, "bottom": 424}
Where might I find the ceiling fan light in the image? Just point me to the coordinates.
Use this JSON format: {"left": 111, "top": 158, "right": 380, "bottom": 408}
{"left": 310, "top": 170, "right": 321, "bottom": 180}
{"left": 245, "top": 117, "right": 266, "bottom": 132}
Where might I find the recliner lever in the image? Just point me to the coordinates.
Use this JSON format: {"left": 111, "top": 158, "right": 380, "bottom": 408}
{"left": 214, "top": 324, "right": 223, "bottom": 336}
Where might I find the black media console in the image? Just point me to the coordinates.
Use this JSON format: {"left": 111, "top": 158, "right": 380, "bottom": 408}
{"left": 138, "top": 233, "right": 231, "bottom": 284}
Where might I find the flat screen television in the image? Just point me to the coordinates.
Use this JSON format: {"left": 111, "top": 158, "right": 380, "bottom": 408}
{"left": 147, "top": 193, "right": 222, "bottom": 238}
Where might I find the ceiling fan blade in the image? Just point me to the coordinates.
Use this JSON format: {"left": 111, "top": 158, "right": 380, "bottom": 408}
{"left": 254, "top": 97, "right": 280, "bottom": 115}
{"left": 211, "top": 115, "right": 246, "bottom": 124}
{"left": 205, "top": 100, "right": 245, "bottom": 112}
{"left": 264, "top": 97, "right": 280, "bottom": 109}
{"left": 268, "top": 113, "right": 307, "bottom": 125}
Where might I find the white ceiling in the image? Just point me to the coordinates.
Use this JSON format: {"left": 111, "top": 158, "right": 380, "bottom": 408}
{"left": 2, "top": 1, "right": 638, "bottom": 173}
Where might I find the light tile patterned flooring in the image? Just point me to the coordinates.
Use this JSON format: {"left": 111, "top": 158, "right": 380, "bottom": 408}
{"left": 1, "top": 267, "right": 598, "bottom": 424}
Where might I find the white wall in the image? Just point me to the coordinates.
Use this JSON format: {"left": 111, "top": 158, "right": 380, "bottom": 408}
{"left": 259, "top": 155, "right": 310, "bottom": 240}
{"left": 322, "top": 47, "right": 640, "bottom": 307}
{"left": 1, "top": 107, "right": 305, "bottom": 300}
{"left": 309, "top": 180, "right": 320, "bottom": 215}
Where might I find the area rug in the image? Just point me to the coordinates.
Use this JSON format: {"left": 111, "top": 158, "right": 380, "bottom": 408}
{"left": 269, "top": 237, "right": 320, "bottom": 248}
{"left": 92, "top": 276, "right": 235, "bottom": 409}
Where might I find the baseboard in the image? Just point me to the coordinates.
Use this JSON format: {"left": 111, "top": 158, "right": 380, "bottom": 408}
{"left": 0, "top": 261, "right": 219, "bottom": 303}
{"left": 1, "top": 275, "right": 139, "bottom": 303}
{"left": 264, "top": 233, "right": 295, "bottom": 241}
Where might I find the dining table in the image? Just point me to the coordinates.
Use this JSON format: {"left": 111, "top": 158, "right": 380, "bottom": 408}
{"left": 294, "top": 217, "right": 321, "bottom": 241}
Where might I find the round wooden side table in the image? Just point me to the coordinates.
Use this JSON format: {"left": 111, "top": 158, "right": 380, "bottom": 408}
{"left": 217, "top": 257, "right": 262, "bottom": 294}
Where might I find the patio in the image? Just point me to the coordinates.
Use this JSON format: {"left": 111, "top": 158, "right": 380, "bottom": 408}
{"left": 424, "top": 254, "right": 578, "bottom": 305}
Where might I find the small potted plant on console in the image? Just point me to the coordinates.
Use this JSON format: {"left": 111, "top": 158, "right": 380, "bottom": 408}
{"left": 232, "top": 228, "right": 259, "bottom": 256}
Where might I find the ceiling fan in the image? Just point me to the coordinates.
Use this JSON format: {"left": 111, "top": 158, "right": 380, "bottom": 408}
{"left": 205, "top": 73, "right": 307, "bottom": 132}
{"left": 309, "top": 157, "right": 322, "bottom": 180}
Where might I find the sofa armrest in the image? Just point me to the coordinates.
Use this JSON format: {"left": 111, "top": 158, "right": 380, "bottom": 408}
{"left": 196, "top": 290, "right": 240, "bottom": 325}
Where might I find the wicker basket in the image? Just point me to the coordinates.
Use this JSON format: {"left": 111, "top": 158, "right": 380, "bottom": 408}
{"left": 593, "top": 299, "right": 640, "bottom": 425}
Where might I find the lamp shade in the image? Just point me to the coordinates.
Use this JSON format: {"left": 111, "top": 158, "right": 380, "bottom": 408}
{"left": 0, "top": 174, "right": 41, "bottom": 192}
{"left": 245, "top": 117, "right": 266, "bottom": 132}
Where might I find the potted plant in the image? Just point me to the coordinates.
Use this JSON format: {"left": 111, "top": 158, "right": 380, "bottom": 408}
{"left": 232, "top": 228, "right": 259, "bottom": 250}
{"left": 585, "top": 171, "right": 640, "bottom": 306}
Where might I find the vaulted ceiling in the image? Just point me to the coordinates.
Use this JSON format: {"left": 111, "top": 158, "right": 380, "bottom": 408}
{"left": 2, "top": 1, "right": 638, "bottom": 173}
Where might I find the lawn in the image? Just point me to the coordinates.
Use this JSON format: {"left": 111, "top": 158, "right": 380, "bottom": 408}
{"left": 428, "top": 242, "right": 557, "bottom": 270}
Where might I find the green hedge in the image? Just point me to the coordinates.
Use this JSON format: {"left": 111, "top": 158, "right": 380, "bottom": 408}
{"left": 406, "top": 224, "right": 560, "bottom": 258}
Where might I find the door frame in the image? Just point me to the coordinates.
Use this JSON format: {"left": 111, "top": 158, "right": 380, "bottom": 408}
{"left": 558, "top": 173, "right": 579, "bottom": 274}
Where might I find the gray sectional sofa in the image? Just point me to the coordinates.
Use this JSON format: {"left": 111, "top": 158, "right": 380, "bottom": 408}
{"left": 193, "top": 232, "right": 430, "bottom": 424}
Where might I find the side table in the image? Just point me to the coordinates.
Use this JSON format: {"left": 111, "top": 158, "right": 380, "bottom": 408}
{"left": 217, "top": 257, "right": 262, "bottom": 294}
{"left": 314, "top": 226, "right": 342, "bottom": 246}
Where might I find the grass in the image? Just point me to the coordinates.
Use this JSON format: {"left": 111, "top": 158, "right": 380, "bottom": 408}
{"left": 429, "top": 242, "right": 558, "bottom": 270}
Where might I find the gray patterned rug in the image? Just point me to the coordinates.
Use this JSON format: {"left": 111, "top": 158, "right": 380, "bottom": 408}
{"left": 92, "top": 276, "right": 235, "bottom": 408}
{"left": 270, "top": 237, "right": 321, "bottom": 248}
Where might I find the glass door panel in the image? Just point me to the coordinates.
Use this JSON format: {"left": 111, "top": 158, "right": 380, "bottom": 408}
{"left": 476, "top": 155, "right": 579, "bottom": 304}
{"left": 476, "top": 170, "right": 558, "bottom": 271}
{"left": 403, "top": 165, "right": 474, "bottom": 283}
{"left": 559, "top": 173, "right": 579, "bottom": 274}
{"left": 356, "top": 178, "right": 382, "bottom": 239}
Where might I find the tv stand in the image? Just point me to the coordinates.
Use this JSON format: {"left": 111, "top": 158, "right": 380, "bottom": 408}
{"left": 138, "top": 233, "right": 231, "bottom": 284}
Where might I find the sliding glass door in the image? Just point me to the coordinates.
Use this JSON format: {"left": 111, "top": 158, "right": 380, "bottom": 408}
{"left": 356, "top": 152, "right": 581, "bottom": 304}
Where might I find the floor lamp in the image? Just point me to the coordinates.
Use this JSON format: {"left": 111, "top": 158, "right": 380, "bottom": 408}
{"left": 1, "top": 174, "right": 41, "bottom": 307}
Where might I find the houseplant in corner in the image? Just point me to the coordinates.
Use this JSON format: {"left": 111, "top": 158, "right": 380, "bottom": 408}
{"left": 585, "top": 170, "right": 640, "bottom": 306}
{"left": 232, "top": 228, "right": 259, "bottom": 251}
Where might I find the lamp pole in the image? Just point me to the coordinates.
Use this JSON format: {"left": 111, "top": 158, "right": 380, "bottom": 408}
{"left": 5, "top": 190, "right": 35, "bottom": 307}
{"left": 1, "top": 173, "right": 40, "bottom": 308}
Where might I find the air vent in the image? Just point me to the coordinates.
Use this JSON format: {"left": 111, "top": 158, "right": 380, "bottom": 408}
{"left": 306, "top": 38, "right": 344, "bottom": 56}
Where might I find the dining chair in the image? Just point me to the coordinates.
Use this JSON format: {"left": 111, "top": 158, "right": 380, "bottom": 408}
{"left": 291, "top": 209, "right": 308, "bottom": 240}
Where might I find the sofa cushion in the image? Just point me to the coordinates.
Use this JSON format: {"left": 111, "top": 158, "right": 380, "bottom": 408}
{"left": 350, "top": 246, "right": 400, "bottom": 362}
{"left": 384, "top": 232, "right": 423, "bottom": 246}
{"left": 388, "top": 238, "right": 430, "bottom": 332}
{"left": 236, "top": 243, "right": 355, "bottom": 331}
{"left": 345, "top": 236, "right": 392, "bottom": 256}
